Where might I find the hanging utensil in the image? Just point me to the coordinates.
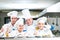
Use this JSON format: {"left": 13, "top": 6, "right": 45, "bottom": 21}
{"left": 56, "top": 16, "right": 58, "bottom": 26}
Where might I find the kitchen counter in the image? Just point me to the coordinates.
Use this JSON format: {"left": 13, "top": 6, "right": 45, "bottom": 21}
{"left": 0, "top": 37, "right": 60, "bottom": 40}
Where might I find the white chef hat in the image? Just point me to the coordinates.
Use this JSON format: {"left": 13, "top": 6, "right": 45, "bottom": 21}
{"left": 40, "top": 17, "right": 47, "bottom": 22}
{"left": 7, "top": 11, "right": 18, "bottom": 18}
{"left": 14, "top": 18, "right": 24, "bottom": 27}
{"left": 22, "top": 9, "right": 32, "bottom": 20}
{"left": 37, "top": 17, "right": 47, "bottom": 23}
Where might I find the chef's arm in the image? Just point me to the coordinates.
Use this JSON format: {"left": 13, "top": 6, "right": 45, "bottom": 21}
{"left": 48, "top": 30, "right": 55, "bottom": 37}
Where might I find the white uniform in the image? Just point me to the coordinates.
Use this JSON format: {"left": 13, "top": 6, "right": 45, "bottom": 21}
{"left": 9, "top": 30, "right": 26, "bottom": 37}
{"left": 34, "top": 27, "right": 54, "bottom": 37}
{"left": 25, "top": 24, "right": 35, "bottom": 37}
{"left": 1, "top": 22, "right": 17, "bottom": 37}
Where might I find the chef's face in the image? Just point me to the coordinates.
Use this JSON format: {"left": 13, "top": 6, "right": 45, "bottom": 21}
{"left": 26, "top": 18, "right": 33, "bottom": 26}
{"left": 37, "top": 22, "right": 45, "bottom": 30}
{"left": 10, "top": 17, "right": 18, "bottom": 25}
{"left": 18, "top": 25, "right": 24, "bottom": 32}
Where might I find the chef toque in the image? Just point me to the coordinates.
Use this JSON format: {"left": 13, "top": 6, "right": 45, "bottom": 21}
{"left": 22, "top": 9, "right": 32, "bottom": 20}
{"left": 7, "top": 11, "right": 18, "bottom": 18}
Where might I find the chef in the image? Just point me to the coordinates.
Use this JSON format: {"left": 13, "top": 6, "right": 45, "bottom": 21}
{"left": 22, "top": 9, "right": 35, "bottom": 37}
{"left": 0, "top": 11, "right": 18, "bottom": 37}
{"left": 9, "top": 18, "right": 26, "bottom": 37}
{"left": 34, "top": 17, "right": 54, "bottom": 38}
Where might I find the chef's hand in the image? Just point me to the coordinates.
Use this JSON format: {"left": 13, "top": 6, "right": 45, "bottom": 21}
{"left": 34, "top": 31, "right": 38, "bottom": 36}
